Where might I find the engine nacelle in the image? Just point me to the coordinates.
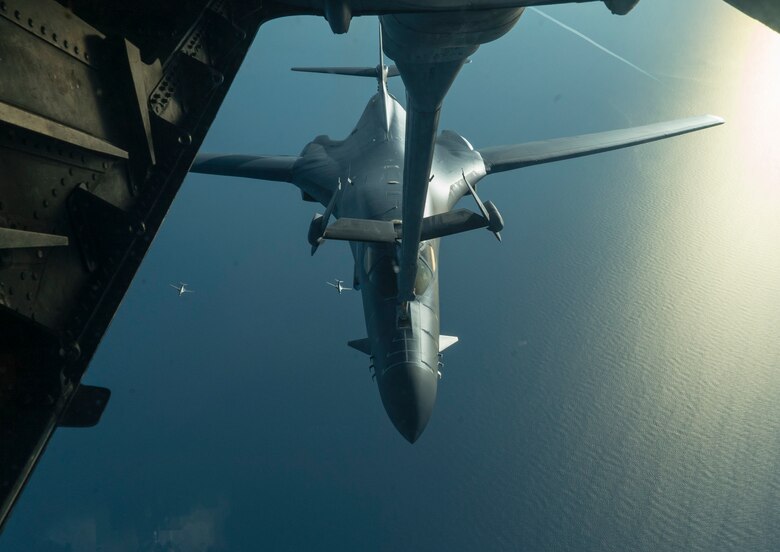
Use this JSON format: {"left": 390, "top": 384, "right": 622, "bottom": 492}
{"left": 324, "top": 0, "right": 351, "bottom": 34}
{"left": 484, "top": 200, "right": 504, "bottom": 234}
{"left": 308, "top": 213, "right": 324, "bottom": 248}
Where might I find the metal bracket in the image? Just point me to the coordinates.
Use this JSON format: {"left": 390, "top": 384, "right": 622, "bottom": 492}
{"left": 0, "top": 100, "right": 128, "bottom": 160}
{"left": 462, "top": 169, "right": 504, "bottom": 241}
{"left": 396, "top": 301, "right": 411, "bottom": 329}
{"left": 57, "top": 384, "right": 111, "bottom": 428}
{"left": 0, "top": 227, "right": 68, "bottom": 250}
{"left": 67, "top": 184, "right": 144, "bottom": 272}
{"left": 308, "top": 179, "right": 343, "bottom": 254}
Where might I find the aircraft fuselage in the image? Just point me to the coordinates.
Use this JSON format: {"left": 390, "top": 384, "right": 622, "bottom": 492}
{"left": 292, "top": 90, "right": 484, "bottom": 441}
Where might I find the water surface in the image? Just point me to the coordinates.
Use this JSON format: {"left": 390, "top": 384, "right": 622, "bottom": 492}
{"left": 2, "top": 1, "right": 779, "bottom": 550}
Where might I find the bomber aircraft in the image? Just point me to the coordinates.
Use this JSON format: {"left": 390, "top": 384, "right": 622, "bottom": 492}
{"left": 327, "top": 279, "right": 354, "bottom": 294}
{"left": 2, "top": 0, "right": 772, "bottom": 534}
{"left": 191, "top": 18, "right": 723, "bottom": 442}
{"left": 170, "top": 282, "right": 195, "bottom": 297}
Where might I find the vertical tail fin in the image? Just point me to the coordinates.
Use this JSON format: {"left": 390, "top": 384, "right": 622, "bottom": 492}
{"left": 378, "top": 19, "right": 388, "bottom": 94}
{"left": 377, "top": 19, "right": 390, "bottom": 133}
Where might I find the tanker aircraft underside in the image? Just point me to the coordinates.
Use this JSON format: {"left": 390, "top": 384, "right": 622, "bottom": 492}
{"left": 191, "top": 23, "right": 723, "bottom": 442}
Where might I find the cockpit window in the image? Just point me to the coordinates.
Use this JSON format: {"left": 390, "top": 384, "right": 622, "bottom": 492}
{"left": 414, "top": 243, "right": 436, "bottom": 296}
{"left": 362, "top": 243, "right": 434, "bottom": 298}
{"left": 420, "top": 243, "right": 436, "bottom": 273}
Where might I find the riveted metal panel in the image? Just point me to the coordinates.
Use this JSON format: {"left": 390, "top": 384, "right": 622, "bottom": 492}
{"left": 0, "top": 0, "right": 304, "bottom": 532}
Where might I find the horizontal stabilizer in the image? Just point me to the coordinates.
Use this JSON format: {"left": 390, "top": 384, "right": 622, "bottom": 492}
{"left": 190, "top": 153, "right": 298, "bottom": 182}
{"left": 319, "top": 208, "right": 495, "bottom": 246}
{"left": 324, "top": 218, "right": 399, "bottom": 243}
{"left": 421, "top": 209, "right": 488, "bottom": 241}
{"left": 348, "top": 338, "right": 372, "bottom": 355}
{"left": 292, "top": 66, "right": 400, "bottom": 78}
{"left": 439, "top": 335, "right": 459, "bottom": 352}
{"left": 479, "top": 115, "right": 724, "bottom": 174}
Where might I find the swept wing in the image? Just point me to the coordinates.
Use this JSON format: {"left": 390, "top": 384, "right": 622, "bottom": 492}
{"left": 190, "top": 154, "right": 299, "bottom": 182}
{"left": 479, "top": 115, "right": 724, "bottom": 175}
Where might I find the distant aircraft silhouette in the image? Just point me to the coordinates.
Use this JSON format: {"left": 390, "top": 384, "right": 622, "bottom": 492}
{"left": 326, "top": 279, "right": 352, "bottom": 294}
{"left": 170, "top": 282, "right": 194, "bottom": 296}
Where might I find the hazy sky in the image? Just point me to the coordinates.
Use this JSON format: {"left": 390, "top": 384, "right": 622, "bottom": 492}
{"left": 2, "top": 1, "right": 779, "bottom": 550}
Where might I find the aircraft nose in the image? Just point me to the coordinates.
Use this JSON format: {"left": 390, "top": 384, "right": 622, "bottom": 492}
{"left": 378, "top": 362, "right": 437, "bottom": 443}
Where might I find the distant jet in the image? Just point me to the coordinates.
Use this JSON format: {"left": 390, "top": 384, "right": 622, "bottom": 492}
{"left": 191, "top": 20, "right": 723, "bottom": 443}
{"left": 327, "top": 279, "right": 353, "bottom": 294}
{"left": 170, "top": 282, "right": 194, "bottom": 296}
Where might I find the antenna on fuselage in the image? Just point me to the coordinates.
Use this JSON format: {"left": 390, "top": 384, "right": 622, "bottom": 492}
{"left": 378, "top": 19, "right": 387, "bottom": 93}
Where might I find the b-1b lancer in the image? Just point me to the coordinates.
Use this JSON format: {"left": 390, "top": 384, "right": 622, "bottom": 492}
{"left": 327, "top": 279, "right": 353, "bottom": 294}
{"left": 170, "top": 282, "right": 194, "bottom": 296}
{"left": 191, "top": 23, "right": 723, "bottom": 443}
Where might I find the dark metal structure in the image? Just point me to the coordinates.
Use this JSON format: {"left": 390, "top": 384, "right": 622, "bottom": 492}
{"left": 0, "top": 0, "right": 316, "bottom": 532}
{"left": 725, "top": 0, "right": 780, "bottom": 33}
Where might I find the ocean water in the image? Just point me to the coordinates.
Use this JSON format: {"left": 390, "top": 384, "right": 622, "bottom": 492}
{"left": 2, "top": 1, "right": 778, "bottom": 550}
